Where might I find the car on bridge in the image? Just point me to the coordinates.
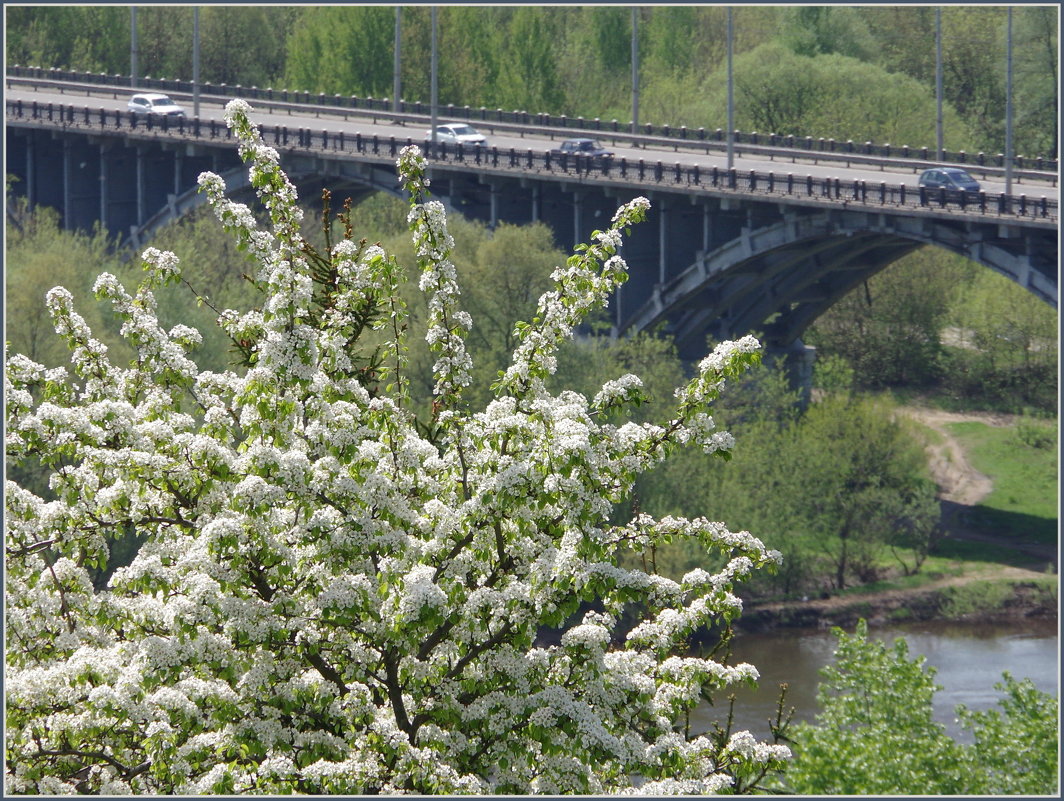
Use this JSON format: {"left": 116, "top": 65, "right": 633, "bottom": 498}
{"left": 918, "top": 167, "right": 981, "bottom": 200}
{"left": 127, "top": 92, "right": 187, "bottom": 118}
{"left": 550, "top": 137, "right": 614, "bottom": 166}
{"left": 424, "top": 123, "right": 488, "bottom": 147}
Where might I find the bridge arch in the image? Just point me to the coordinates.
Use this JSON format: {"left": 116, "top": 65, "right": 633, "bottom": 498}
{"left": 624, "top": 208, "right": 1057, "bottom": 359}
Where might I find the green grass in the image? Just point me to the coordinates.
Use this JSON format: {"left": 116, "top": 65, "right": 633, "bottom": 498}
{"left": 929, "top": 536, "right": 1043, "bottom": 568}
{"left": 946, "top": 420, "right": 1058, "bottom": 544}
{"left": 837, "top": 570, "right": 949, "bottom": 596}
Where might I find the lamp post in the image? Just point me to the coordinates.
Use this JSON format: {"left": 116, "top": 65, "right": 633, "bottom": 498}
{"left": 631, "top": 7, "right": 639, "bottom": 136}
{"left": 1004, "top": 6, "right": 1014, "bottom": 195}
{"left": 430, "top": 7, "right": 438, "bottom": 146}
{"left": 726, "top": 7, "right": 734, "bottom": 170}
{"left": 936, "top": 8, "right": 943, "bottom": 161}
{"left": 393, "top": 7, "right": 401, "bottom": 114}
{"left": 130, "top": 7, "right": 138, "bottom": 88}
{"left": 193, "top": 8, "right": 200, "bottom": 118}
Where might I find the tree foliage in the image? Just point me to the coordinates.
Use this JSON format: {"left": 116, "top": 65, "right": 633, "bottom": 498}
{"left": 5, "top": 100, "right": 791, "bottom": 794}
{"left": 703, "top": 41, "right": 971, "bottom": 146}
{"left": 778, "top": 5, "right": 877, "bottom": 61}
{"left": 806, "top": 247, "right": 971, "bottom": 389}
{"left": 6, "top": 5, "right": 128, "bottom": 73}
{"left": 780, "top": 621, "right": 1059, "bottom": 795}
{"left": 7, "top": 6, "right": 1055, "bottom": 155}
{"left": 4, "top": 199, "right": 127, "bottom": 371}
{"left": 284, "top": 7, "right": 396, "bottom": 99}
{"left": 645, "top": 392, "right": 939, "bottom": 597}
{"left": 495, "top": 8, "right": 565, "bottom": 113}
{"left": 943, "top": 263, "right": 1059, "bottom": 411}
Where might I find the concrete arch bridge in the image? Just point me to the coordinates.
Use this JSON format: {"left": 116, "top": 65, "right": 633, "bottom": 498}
{"left": 5, "top": 106, "right": 1057, "bottom": 371}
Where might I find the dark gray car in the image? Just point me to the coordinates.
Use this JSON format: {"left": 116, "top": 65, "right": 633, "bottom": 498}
{"left": 550, "top": 138, "right": 614, "bottom": 165}
{"left": 918, "top": 167, "right": 981, "bottom": 200}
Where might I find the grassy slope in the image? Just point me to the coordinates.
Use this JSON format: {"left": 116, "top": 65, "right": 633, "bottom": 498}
{"left": 946, "top": 420, "right": 1059, "bottom": 545}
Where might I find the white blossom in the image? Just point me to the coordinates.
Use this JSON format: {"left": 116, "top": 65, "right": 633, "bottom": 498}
{"left": 4, "top": 99, "right": 783, "bottom": 796}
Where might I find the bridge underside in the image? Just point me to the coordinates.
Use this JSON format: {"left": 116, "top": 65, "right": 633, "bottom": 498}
{"left": 6, "top": 126, "right": 1058, "bottom": 366}
{"left": 618, "top": 208, "right": 1058, "bottom": 360}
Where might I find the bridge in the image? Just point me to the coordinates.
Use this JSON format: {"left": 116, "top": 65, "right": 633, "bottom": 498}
{"left": 5, "top": 92, "right": 1058, "bottom": 369}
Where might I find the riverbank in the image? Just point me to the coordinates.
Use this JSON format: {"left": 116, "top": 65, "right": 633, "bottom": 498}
{"left": 739, "top": 572, "right": 1057, "bottom": 633}
{"left": 739, "top": 405, "right": 1058, "bottom": 633}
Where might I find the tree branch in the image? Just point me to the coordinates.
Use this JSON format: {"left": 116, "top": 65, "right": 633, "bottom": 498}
{"left": 32, "top": 747, "right": 150, "bottom": 781}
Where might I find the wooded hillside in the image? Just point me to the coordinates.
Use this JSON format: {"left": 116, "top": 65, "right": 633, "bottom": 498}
{"left": 5, "top": 5, "right": 1058, "bottom": 158}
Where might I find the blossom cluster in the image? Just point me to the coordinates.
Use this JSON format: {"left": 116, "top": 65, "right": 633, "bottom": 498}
{"left": 5, "top": 99, "right": 788, "bottom": 795}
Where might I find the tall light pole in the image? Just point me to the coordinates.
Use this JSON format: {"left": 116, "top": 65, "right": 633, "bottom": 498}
{"left": 726, "top": 7, "right": 734, "bottom": 170}
{"left": 430, "top": 7, "right": 438, "bottom": 146}
{"left": 193, "top": 8, "right": 200, "bottom": 118}
{"left": 130, "top": 7, "right": 139, "bottom": 88}
{"left": 393, "top": 7, "right": 402, "bottom": 114}
{"left": 1004, "top": 6, "right": 1014, "bottom": 195}
{"left": 631, "top": 7, "right": 639, "bottom": 136}
{"left": 936, "top": 8, "right": 943, "bottom": 160}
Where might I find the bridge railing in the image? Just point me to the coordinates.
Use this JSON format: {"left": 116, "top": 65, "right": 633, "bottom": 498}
{"left": 7, "top": 99, "right": 1058, "bottom": 225}
{"left": 7, "top": 67, "right": 1059, "bottom": 180}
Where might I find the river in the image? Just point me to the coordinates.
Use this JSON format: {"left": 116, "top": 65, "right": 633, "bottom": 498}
{"left": 690, "top": 618, "right": 1059, "bottom": 741}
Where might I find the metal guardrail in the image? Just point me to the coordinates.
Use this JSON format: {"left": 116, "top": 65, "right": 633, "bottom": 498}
{"left": 6, "top": 99, "right": 1059, "bottom": 225}
{"left": 6, "top": 66, "right": 1060, "bottom": 181}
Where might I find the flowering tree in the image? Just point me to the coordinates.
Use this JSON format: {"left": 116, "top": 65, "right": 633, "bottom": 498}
{"left": 5, "top": 100, "right": 788, "bottom": 794}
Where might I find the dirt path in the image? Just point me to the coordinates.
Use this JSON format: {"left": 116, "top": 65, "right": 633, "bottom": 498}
{"left": 898, "top": 407, "right": 1005, "bottom": 506}
{"left": 900, "top": 406, "right": 1057, "bottom": 571}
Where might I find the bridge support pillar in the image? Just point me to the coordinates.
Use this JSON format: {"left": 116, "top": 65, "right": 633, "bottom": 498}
{"left": 174, "top": 152, "right": 183, "bottom": 196}
{"left": 572, "top": 191, "right": 582, "bottom": 250}
{"left": 532, "top": 184, "right": 540, "bottom": 223}
{"left": 99, "top": 143, "right": 109, "bottom": 231}
{"left": 658, "top": 199, "right": 667, "bottom": 285}
{"left": 764, "top": 340, "right": 816, "bottom": 407}
{"left": 25, "top": 135, "right": 35, "bottom": 206}
{"left": 136, "top": 147, "right": 146, "bottom": 227}
{"left": 62, "top": 139, "right": 72, "bottom": 229}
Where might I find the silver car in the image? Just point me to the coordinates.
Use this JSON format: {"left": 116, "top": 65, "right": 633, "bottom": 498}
{"left": 424, "top": 123, "right": 487, "bottom": 146}
{"left": 127, "top": 92, "right": 186, "bottom": 118}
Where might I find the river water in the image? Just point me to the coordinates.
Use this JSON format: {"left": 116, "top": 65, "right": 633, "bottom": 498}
{"left": 690, "top": 618, "right": 1059, "bottom": 741}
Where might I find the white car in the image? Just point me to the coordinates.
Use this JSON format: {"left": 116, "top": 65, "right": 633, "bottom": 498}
{"left": 424, "top": 123, "right": 487, "bottom": 146}
{"left": 127, "top": 92, "right": 186, "bottom": 118}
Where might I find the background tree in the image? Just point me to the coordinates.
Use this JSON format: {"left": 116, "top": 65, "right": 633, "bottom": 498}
{"left": 5, "top": 5, "right": 128, "bottom": 72}
{"left": 198, "top": 6, "right": 292, "bottom": 87}
{"left": 650, "top": 393, "right": 939, "bottom": 597}
{"left": 945, "top": 264, "right": 1059, "bottom": 410}
{"left": 495, "top": 8, "right": 565, "bottom": 112}
{"left": 860, "top": 5, "right": 937, "bottom": 85}
{"left": 284, "top": 7, "right": 395, "bottom": 97}
{"left": 438, "top": 7, "right": 503, "bottom": 109}
{"left": 778, "top": 5, "right": 876, "bottom": 61}
{"left": 135, "top": 7, "right": 193, "bottom": 82}
{"left": 644, "top": 6, "right": 698, "bottom": 77}
{"left": 5, "top": 199, "right": 127, "bottom": 370}
{"left": 805, "top": 248, "right": 971, "bottom": 389}
{"left": 703, "top": 42, "right": 972, "bottom": 146}
{"left": 553, "top": 7, "right": 632, "bottom": 123}
{"left": 940, "top": 6, "right": 1008, "bottom": 154}
{"left": 1012, "top": 5, "right": 1059, "bottom": 157}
